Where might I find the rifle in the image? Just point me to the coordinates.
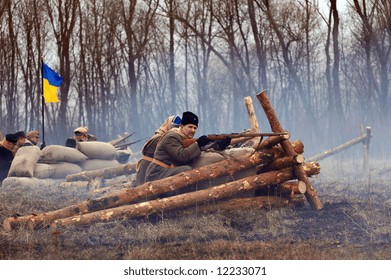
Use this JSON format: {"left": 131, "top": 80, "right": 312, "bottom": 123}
{"left": 182, "top": 132, "right": 288, "bottom": 148}
{"left": 109, "top": 132, "right": 135, "bottom": 146}
{"left": 114, "top": 137, "right": 147, "bottom": 149}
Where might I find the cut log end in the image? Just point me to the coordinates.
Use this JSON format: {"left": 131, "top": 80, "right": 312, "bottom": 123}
{"left": 295, "top": 154, "right": 305, "bottom": 164}
{"left": 3, "top": 218, "right": 13, "bottom": 232}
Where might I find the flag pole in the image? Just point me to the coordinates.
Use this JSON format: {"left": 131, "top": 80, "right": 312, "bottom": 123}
{"left": 41, "top": 58, "right": 45, "bottom": 149}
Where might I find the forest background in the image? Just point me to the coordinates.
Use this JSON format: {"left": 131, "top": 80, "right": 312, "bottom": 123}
{"left": 0, "top": 0, "right": 390, "bottom": 158}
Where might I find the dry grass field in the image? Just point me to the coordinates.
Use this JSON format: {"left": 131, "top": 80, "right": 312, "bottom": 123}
{"left": 1, "top": 156, "right": 391, "bottom": 260}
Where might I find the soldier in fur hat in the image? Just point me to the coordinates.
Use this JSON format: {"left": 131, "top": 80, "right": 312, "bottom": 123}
{"left": 134, "top": 115, "right": 181, "bottom": 186}
{"left": 13, "top": 131, "right": 27, "bottom": 154}
{"left": 145, "top": 111, "right": 223, "bottom": 190}
{"left": 24, "top": 130, "right": 40, "bottom": 146}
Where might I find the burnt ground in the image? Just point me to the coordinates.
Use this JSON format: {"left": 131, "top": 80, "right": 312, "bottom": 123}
{"left": 0, "top": 157, "right": 391, "bottom": 260}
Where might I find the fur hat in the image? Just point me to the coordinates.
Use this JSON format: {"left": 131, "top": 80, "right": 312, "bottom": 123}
{"left": 15, "top": 131, "right": 26, "bottom": 138}
{"left": 5, "top": 134, "right": 18, "bottom": 143}
{"left": 181, "top": 111, "right": 198, "bottom": 127}
{"left": 74, "top": 126, "right": 88, "bottom": 136}
{"left": 27, "top": 130, "right": 39, "bottom": 139}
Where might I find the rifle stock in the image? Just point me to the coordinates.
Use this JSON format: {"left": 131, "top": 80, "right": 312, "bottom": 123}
{"left": 182, "top": 132, "right": 287, "bottom": 148}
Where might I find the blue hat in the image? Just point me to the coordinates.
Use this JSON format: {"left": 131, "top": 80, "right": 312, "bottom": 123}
{"left": 181, "top": 111, "right": 198, "bottom": 127}
{"left": 172, "top": 115, "right": 182, "bottom": 127}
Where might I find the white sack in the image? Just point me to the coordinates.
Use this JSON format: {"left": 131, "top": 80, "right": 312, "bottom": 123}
{"left": 1, "top": 177, "right": 60, "bottom": 188}
{"left": 7, "top": 146, "right": 42, "bottom": 177}
{"left": 50, "top": 162, "right": 83, "bottom": 179}
{"left": 41, "top": 145, "right": 88, "bottom": 163}
{"left": 34, "top": 163, "right": 57, "bottom": 179}
{"left": 77, "top": 141, "right": 116, "bottom": 160}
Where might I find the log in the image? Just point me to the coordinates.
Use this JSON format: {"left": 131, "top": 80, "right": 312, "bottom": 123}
{"left": 65, "top": 162, "right": 137, "bottom": 182}
{"left": 257, "top": 90, "right": 323, "bottom": 210}
{"left": 260, "top": 140, "right": 304, "bottom": 158}
{"left": 180, "top": 196, "right": 303, "bottom": 214}
{"left": 279, "top": 181, "right": 307, "bottom": 195}
{"left": 257, "top": 154, "right": 305, "bottom": 173}
{"left": 50, "top": 162, "right": 320, "bottom": 228}
{"left": 3, "top": 150, "right": 273, "bottom": 231}
{"left": 256, "top": 133, "right": 290, "bottom": 149}
{"left": 306, "top": 128, "right": 372, "bottom": 162}
{"left": 244, "top": 96, "right": 261, "bottom": 133}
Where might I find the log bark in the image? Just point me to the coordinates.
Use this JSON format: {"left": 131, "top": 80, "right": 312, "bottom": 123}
{"left": 180, "top": 196, "right": 303, "bottom": 214}
{"left": 244, "top": 96, "right": 260, "bottom": 133}
{"left": 257, "top": 154, "right": 305, "bottom": 173}
{"left": 256, "top": 133, "right": 290, "bottom": 149}
{"left": 65, "top": 162, "right": 137, "bottom": 182}
{"left": 257, "top": 90, "right": 323, "bottom": 210}
{"left": 306, "top": 128, "right": 372, "bottom": 162}
{"left": 260, "top": 140, "right": 304, "bottom": 159}
{"left": 243, "top": 96, "right": 262, "bottom": 148}
{"left": 3, "top": 150, "right": 273, "bottom": 231}
{"left": 50, "top": 162, "right": 320, "bottom": 229}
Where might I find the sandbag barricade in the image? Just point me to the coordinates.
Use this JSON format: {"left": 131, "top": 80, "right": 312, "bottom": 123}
{"left": 3, "top": 142, "right": 121, "bottom": 184}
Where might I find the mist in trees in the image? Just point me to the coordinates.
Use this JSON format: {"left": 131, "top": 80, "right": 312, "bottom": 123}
{"left": 0, "top": 0, "right": 390, "bottom": 158}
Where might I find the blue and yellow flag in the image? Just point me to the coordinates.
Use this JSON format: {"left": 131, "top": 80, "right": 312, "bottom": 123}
{"left": 42, "top": 62, "right": 64, "bottom": 103}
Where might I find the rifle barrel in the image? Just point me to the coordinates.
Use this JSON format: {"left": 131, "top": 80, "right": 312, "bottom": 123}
{"left": 207, "top": 132, "right": 287, "bottom": 139}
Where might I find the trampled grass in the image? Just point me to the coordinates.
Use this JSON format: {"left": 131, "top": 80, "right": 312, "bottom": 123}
{"left": 1, "top": 158, "right": 390, "bottom": 260}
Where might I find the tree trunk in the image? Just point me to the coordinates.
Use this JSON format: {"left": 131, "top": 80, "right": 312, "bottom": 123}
{"left": 50, "top": 163, "right": 320, "bottom": 229}
{"left": 256, "top": 90, "right": 323, "bottom": 210}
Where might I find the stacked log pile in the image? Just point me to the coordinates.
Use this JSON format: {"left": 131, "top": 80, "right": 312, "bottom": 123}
{"left": 2, "top": 90, "right": 322, "bottom": 231}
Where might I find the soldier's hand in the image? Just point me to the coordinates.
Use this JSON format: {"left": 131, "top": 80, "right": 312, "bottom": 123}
{"left": 217, "top": 137, "right": 231, "bottom": 150}
{"left": 196, "top": 135, "right": 212, "bottom": 148}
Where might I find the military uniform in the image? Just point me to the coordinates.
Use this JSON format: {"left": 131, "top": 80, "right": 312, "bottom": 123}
{"left": 135, "top": 116, "right": 181, "bottom": 186}
{"left": 145, "top": 130, "right": 201, "bottom": 182}
{"left": 0, "top": 134, "right": 17, "bottom": 182}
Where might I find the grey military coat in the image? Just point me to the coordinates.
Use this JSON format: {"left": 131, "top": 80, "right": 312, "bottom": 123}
{"left": 145, "top": 130, "right": 201, "bottom": 182}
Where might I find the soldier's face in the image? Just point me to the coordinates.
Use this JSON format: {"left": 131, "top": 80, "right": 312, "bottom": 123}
{"left": 181, "top": 124, "right": 197, "bottom": 138}
{"left": 17, "top": 138, "right": 26, "bottom": 146}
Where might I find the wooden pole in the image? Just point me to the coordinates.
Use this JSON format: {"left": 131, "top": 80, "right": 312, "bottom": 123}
{"left": 50, "top": 162, "right": 320, "bottom": 229}
{"left": 362, "top": 126, "right": 371, "bottom": 174}
{"left": 3, "top": 150, "right": 273, "bottom": 231}
{"left": 307, "top": 129, "right": 372, "bottom": 162}
{"left": 244, "top": 96, "right": 261, "bottom": 132}
{"left": 256, "top": 90, "right": 323, "bottom": 210}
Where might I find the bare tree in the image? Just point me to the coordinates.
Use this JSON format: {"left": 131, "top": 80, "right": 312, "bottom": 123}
{"left": 45, "top": 0, "right": 79, "bottom": 141}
